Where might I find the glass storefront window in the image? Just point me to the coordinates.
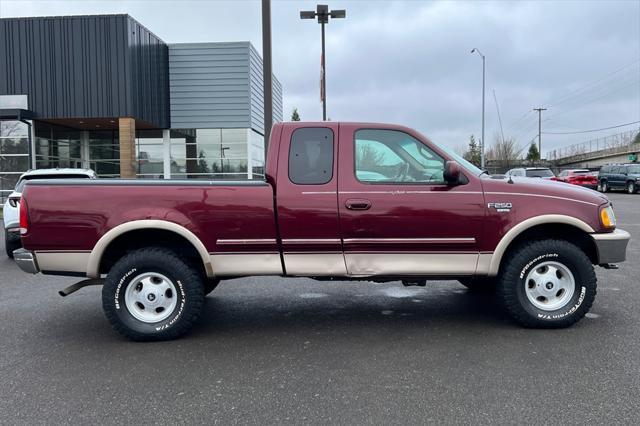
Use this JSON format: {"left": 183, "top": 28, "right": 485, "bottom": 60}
{"left": 136, "top": 129, "right": 164, "bottom": 179}
{"left": 88, "top": 130, "right": 119, "bottom": 178}
{"left": 0, "top": 120, "right": 30, "bottom": 202}
{"left": 35, "top": 122, "right": 82, "bottom": 169}
{"left": 169, "top": 128, "right": 257, "bottom": 180}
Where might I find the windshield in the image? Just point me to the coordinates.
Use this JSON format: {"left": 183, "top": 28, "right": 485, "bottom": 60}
{"left": 526, "top": 169, "right": 554, "bottom": 178}
{"left": 628, "top": 165, "right": 640, "bottom": 174}
{"left": 437, "top": 144, "right": 484, "bottom": 176}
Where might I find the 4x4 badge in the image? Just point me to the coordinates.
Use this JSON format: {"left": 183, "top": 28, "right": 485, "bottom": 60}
{"left": 488, "top": 202, "right": 512, "bottom": 212}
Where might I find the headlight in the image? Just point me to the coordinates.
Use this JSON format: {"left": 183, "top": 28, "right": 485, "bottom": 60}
{"left": 600, "top": 205, "right": 616, "bottom": 229}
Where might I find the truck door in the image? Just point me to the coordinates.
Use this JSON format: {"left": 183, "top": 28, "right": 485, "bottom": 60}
{"left": 275, "top": 123, "right": 346, "bottom": 276}
{"left": 337, "top": 124, "right": 486, "bottom": 277}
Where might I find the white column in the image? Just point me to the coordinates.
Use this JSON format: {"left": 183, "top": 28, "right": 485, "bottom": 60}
{"left": 80, "top": 131, "right": 90, "bottom": 169}
{"left": 246, "top": 128, "right": 253, "bottom": 180}
{"left": 162, "top": 129, "right": 171, "bottom": 179}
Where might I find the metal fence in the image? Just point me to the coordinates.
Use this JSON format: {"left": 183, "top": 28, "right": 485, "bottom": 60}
{"left": 547, "top": 128, "right": 640, "bottom": 162}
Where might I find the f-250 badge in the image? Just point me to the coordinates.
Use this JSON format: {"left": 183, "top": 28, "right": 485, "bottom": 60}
{"left": 488, "top": 202, "right": 512, "bottom": 212}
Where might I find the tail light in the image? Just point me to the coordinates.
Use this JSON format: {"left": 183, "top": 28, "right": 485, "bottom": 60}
{"left": 19, "top": 197, "right": 30, "bottom": 235}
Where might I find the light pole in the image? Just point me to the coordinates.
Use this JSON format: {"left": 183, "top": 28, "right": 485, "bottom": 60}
{"left": 471, "top": 48, "right": 485, "bottom": 170}
{"left": 300, "top": 4, "right": 346, "bottom": 121}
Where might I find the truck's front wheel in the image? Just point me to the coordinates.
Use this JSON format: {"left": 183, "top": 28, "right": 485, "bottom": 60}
{"left": 497, "top": 240, "right": 596, "bottom": 328}
{"left": 102, "top": 247, "right": 205, "bottom": 341}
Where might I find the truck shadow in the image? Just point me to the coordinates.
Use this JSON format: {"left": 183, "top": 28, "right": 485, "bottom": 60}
{"left": 191, "top": 282, "right": 514, "bottom": 337}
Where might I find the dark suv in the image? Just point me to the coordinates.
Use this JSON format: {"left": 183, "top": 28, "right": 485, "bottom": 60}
{"left": 598, "top": 163, "right": 640, "bottom": 194}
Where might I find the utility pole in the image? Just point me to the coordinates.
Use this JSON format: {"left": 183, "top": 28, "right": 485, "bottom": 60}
{"left": 300, "top": 5, "right": 346, "bottom": 121}
{"left": 534, "top": 107, "right": 547, "bottom": 159}
{"left": 261, "top": 0, "right": 273, "bottom": 155}
{"left": 471, "top": 48, "right": 485, "bottom": 169}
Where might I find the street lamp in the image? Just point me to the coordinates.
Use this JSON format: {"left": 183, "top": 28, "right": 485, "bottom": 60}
{"left": 300, "top": 4, "right": 346, "bottom": 121}
{"left": 470, "top": 48, "right": 485, "bottom": 170}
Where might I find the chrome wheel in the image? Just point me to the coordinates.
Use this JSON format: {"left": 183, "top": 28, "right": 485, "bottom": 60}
{"left": 601, "top": 182, "right": 608, "bottom": 192}
{"left": 628, "top": 182, "right": 635, "bottom": 194}
{"left": 524, "top": 261, "right": 575, "bottom": 311}
{"left": 124, "top": 272, "right": 178, "bottom": 323}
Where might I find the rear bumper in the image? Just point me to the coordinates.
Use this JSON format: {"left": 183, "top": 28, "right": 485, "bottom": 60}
{"left": 13, "top": 249, "right": 40, "bottom": 274}
{"left": 591, "top": 229, "right": 631, "bottom": 265}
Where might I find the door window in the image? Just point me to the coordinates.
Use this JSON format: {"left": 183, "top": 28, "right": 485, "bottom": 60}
{"left": 289, "top": 128, "right": 334, "bottom": 185}
{"left": 354, "top": 129, "right": 444, "bottom": 184}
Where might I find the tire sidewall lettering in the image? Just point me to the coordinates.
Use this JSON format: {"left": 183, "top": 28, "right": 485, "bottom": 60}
{"left": 517, "top": 251, "right": 586, "bottom": 321}
{"left": 113, "top": 269, "right": 188, "bottom": 333}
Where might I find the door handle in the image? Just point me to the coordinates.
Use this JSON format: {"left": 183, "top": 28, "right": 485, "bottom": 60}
{"left": 345, "top": 199, "right": 372, "bottom": 210}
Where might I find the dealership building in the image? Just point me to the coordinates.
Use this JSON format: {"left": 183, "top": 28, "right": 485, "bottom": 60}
{"left": 0, "top": 14, "right": 283, "bottom": 200}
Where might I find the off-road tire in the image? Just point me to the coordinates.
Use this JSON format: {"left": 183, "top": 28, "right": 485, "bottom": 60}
{"left": 627, "top": 181, "right": 637, "bottom": 194}
{"left": 102, "top": 247, "right": 205, "bottom": 341}
{"left": 459, "top": 277, "right": 496, "bottom": 293}
{"left": 5, "top": 232, "right": 21, "bottom": 259}
{"left": 497, "top": 239, "right": 596, "bottom": 328}
{"left": 205, "top": 278, "right": 220, "bottom": 295}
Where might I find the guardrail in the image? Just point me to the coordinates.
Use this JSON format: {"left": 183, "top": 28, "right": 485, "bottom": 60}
{"left": 548, "top": 128, "right": 639, "bottom": 163}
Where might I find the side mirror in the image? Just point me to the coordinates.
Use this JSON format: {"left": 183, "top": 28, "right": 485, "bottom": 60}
{"left": 443, "top": 161, "right": 461, "bottom": 185}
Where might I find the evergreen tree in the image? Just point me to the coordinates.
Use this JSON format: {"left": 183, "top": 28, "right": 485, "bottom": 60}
{"left": 526, "top": 142, "right": 540, "bottom": 162}
{"left": 291, "top": 108, "right": 301, "bottom": 121}
{"left": 463, "top": 135, "right": 481, "bottom": 167}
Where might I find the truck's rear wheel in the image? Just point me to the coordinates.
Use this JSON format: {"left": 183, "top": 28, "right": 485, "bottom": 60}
{"left": 102, "top": 247, "right": 205, "bottom": 341}
{"left": 497, "top": 239, "right": 596, "bottom": 328}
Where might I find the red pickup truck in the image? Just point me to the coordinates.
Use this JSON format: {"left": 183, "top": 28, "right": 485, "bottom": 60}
{"left": 14, "top": 122, "right": 630, "bottom": 341}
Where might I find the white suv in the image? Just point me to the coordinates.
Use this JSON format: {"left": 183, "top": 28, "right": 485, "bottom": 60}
{"left": 3, "top": 169, "right": 97, "bottom": 258}
{"left": 505, "top": 167, "right": 556, "bottom": 179}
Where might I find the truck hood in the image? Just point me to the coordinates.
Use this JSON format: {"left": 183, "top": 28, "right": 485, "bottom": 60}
{"left": 481, "top": 175, "right": 609, "bottom": 206}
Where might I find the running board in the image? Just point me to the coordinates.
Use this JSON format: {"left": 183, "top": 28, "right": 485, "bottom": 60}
{"left": 59, "top": 278, "right": 104, "bottom": 297}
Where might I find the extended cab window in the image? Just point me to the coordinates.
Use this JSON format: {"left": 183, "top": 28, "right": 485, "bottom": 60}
{"left": 355, "top": 129, "right": 444, "bottom": 184}
{"left": 289, "top": 127, "right": 334, "bottom": 185}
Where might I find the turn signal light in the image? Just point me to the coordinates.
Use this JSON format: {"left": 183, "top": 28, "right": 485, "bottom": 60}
{"left": 600, "top": 205, "right": 616, "bottom": 229}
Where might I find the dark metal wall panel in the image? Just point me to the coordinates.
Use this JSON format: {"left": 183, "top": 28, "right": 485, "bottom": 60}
{"left": 0, "top": 15, "right": 169, "bottom": 128}
{"left": 127, "top": 16, "right": 170, "bottom": 128}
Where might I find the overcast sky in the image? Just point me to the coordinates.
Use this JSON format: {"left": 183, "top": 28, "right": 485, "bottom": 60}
{"left": 1, "top": 0, "right": 639, "bottom": 155}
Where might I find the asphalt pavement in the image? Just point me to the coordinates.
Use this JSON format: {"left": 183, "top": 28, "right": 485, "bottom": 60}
{"left": 1, "top": 192, "right": 639, "bottom": 424}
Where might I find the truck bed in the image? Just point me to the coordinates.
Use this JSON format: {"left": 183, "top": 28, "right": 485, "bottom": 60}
{"left": 21, "top": 179, "right": 278, "bottom": 255}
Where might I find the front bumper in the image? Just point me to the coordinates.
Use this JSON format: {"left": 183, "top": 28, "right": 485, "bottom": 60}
{"left": 13, "top": 249, "right": 40, "bottom": 274}
{"left": 591, "top": 229, "right": 631, "bottom": 265}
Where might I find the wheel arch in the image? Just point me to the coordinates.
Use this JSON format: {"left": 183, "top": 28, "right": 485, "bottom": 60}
{"left": 489, "top": 215, "right": 596, "bottom": 276}
{"left": 86, "top": 220, "right": 213, "bottom": 278}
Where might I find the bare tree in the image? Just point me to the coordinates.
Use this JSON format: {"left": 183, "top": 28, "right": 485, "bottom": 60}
{"left": 486, "top": 133, "right": 523, "bottom": 171}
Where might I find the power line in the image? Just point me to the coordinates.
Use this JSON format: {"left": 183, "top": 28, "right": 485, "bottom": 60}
{"left": 546, "top": 79, "right": 640, "bottom": 120}
{"left": 543, "top": 120, "right": 640, "bottom": 135}
{"left": 545, "top": 58, "right": 640, "bottom": 109}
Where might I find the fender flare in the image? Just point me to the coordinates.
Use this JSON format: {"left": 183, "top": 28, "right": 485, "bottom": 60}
{"left": 488, "top": 214, "right": 595, "bottom": 276}
{"left": 86, "top": 220, "right": 214, "bottom": 278}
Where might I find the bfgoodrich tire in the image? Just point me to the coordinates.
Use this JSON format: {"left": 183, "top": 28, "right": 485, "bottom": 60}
{"left": 497, "top": 239, "right": 596, "bottom": 328}
{"left": 102, "top": 247, "right": 205, "bottom": 341}
{"left": 5, "top": 231, "right": 21, "bottom": 259}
